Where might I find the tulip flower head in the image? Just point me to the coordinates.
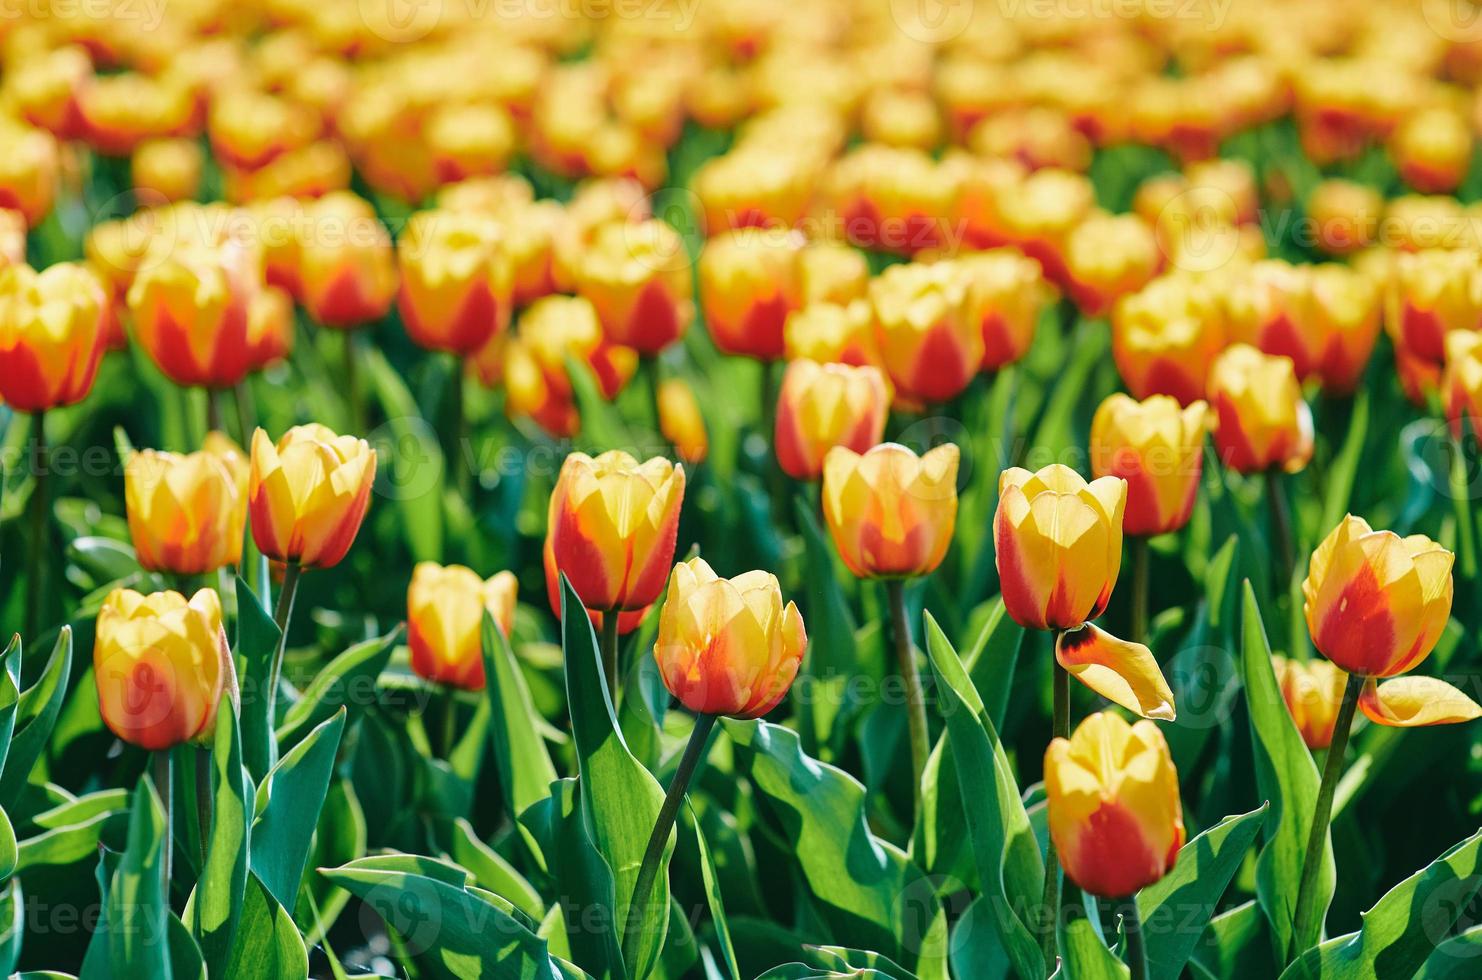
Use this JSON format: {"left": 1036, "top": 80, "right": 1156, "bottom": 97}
{"left": 869, "top": 262, "right": 986, "bottom": 405}
{"left": 654, "top": 557, "right": 806, "bottom": 718}
{"left": 248, "top": 425, "right": 377, "bottom": 569}
{"left": 1112, "top": 273, "right": 1227, "bottom": 406}
{"left": 297, "top": 192, "right": 398, "bottom": 328}
{"left": 548, "top": 451, "right": 686, "bottom": 613}
{"left": 822, "top": 442, "right": 959, "bottom": 579}
{"left": 954, "top": 248, "right": 1053, "bottom": 371}
{"left": 128, "top": 236, "right": 259, "bottom": 389}
{"left": 126, "top": 443, "right": 247, "bottom": 576}
{"left": 1206, "top": 344, "right": 1314, "bottom": 474}
{"left": 396, "top": 209, "right": 513, "bottom": 355}
{"left": 1090, "top": 394, "right": 1209, "bottom": 537}
{"left": 0, "top": 262, "right": 108, "bottom": 412}
{"left": 407, "top": 562, "right": 518, "bottom": 691}
{"left": 575, "top": 219, "right": 693, "bottom": 355}
{"left": 775, "top": 359, "right": 889, "bottom": 481}
{"left": 0, "top": 120, "right": 58, "bottom": 227}
{"left": 1272, "top": 655, "right": 1348, "bottom": 750}
{"left": 698, "top": 227, "right": 804, "bottom": 360}
{"left": 1045, "top": 711, "right": 1185, "bottom": 898}
{"left": 94, "top": 588, "right": 235, "bottom": 752}
{"left": 1443, "top": 331, "right": 1482, "bottom": 438}
{"left": 132, "top": 138, "right": 203, "bottom": 205}
{"left": 1383, "top": 249, "right": 1482, "bottom": 373}
{"left": 784, "top": 299, "right": 882, "bottom": 369}
{"left": 657, "top": 378, "right": 708, "bottom": 464}
{"left": 1062, "top": 212, "right": 1162, "bottom": 317}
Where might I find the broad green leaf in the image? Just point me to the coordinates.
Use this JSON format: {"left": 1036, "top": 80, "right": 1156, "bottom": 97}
{"left": 1241, "top": 582, "right": 1332, "bottom": 962}
{"left": 0, "top": 636, "right": 22, "bottom": 778}
{"left": 1188, "top": 901, "right": 1275, "bottom": 980}
{"left": 1137, "top": 806, "right": 1267, "bottom": 980}
{"left": 445, "top": 817, "right": 545, "bottom": 922}
{"left": 225, "top": 874, "right": 308, "bottom": 979}
{"left": 0, "top": 877, "right": 21, "bottom": 975}
{"left": 683, "top": 801, "right": 739, "bottom": 980}
{"left": 921, "top": 612, "right": 1044, "bottom": 980}
{"left": 367, "top": 345, "right": 444, "bottom": 562}
{"left": 295, "top": 778, "right": 365, "bottom": 944}
{"left": 109, "top": 775, "right": 170, "bottom": 977}
{"left": 807, "top": 946, "right": 919, "bottom": 979}
{"left": 793, "top": 498, "right": 868, "bottom": 757}
{"left": 275, "top": 628, "right": 399, "bottom": 748}
{"left": 0, "top": 807, "right": 14, "bottom": 883}
{"left": 0, "top": 627, "right": 72, "bottom": 808}
{"left": 235, "top": 575, "right": 282, "bottom": 781}
{"left": 1279, "top": 829, "right": 1482, "bottom": 980}
{"left": 1319, "top": 387, "right": 1368, "bottom": 534}
{"left": 482, "top": 610, "right": 558, "bottom": 869}
{"left": 252, "top": 709, "right": 345, "bottom": 910}
{"left": 949, "top": 897, "right": 1011, "bottom": 980}
{"left": 617, "top": 641, "right": 667, "bottom": 772}
{"left": 560, "top": 575, "right": 671, "bottom": 979}
{"left": 1059, "top": 884, "right": 1130, "bottom": 980}
{"left": 1417, "top": 924, "right": 1482, "bottom": 978}
{"left": 183, "top": 702, "right": 248, "bottom": 978}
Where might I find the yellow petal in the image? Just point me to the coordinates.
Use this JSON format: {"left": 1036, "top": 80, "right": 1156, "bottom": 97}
{"left": 1359, "top": 675, "right": 1482, "bottom": 727}
{"left": 1056, "top": 623, "right": 1177, "bottom": 721}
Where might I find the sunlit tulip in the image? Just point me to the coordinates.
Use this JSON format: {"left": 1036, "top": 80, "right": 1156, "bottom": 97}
{"left": 862, "top": 89, "right": 942, "bottom": 150}
{"left": 575, "top": 219, "right": 693, "bottom": 355}
{"left": 246, "top": 285, "right": 294, "bottom": 371}
{"left": 224, "top": 142, "right": 352, "bottom": 204}
{"left": 992, "top": 168, "right": 1095, "bottom": 283}
{"left": 968, "top": 106, "right": 1092, "bottom": 172}
{"left": 397, "top": 210, "right": 513, "bottom": 355}
{"left": 407, "top": 562, "right": 517, "bottom": 691}
{"left": 0, "top": 263, "right": 108, "bottom": 411}
{"left": 1272, "top": 655, "right": 1348, "bottom": 750}
{"left": 542, "top": 531, "right": 648, "bottom": 636}
{"left": 1207, "top": 344, "right": 1314, "bottom": 474}
{"left": 776, "top": 360, "right": 889, "bottom": 481}
{"left": 6, "top": 46, "right": 91, "bottom": 139}
{"left": 0, "top": 210, "right": 25, "bottom": 269}
{"left": 955, "top": 249, "right": 1053, "bottom": 371}
{"left": 426, "top": 103, "right": 517, "bottom": 183}
{"left": 1383, "top": 249, "right": 1482, "bottom": 369}
{"left": 1045, "top": 711, "right": 1184, "bottom": 898}
{"left": 1390, "top": 105, "right": 1472, "bottom": 195}
{"left": 869, "top": 262, "right": 985, "bottom": 404}
{"left": 208, "top": 88, "right": 319, "bottom": 172}
{"left": 784, "top": 299, "right": 881, "bottom": 368}
{"left": 551, "top": 177, "right": 648, "bottom": 291}
{"left": 693, "top": 149, "right": 819, "bottom": 234}
{"left": 0, "top": 120, "right": 58, "bottom": 226}
{"left": 822, "top": 442, "right": 958, "bottom": 579}
{"left": 548, "top": 451, "right": 686, "bottom": 613}
{"left": 248, "top": 425, "right": 377, "bottom": 569}
{"left": 699, "top": 228, "right": 804, "bottom": 360}
{"left": 798, "top": 240, "right": 868, "bottom": 305}
{"left": 825, "top": 145, "right": 957, "bottom": 254}
{"left": 501, "top": 200, "right": 564, "bottom": 306}
{"left": 132, "top": 138, "right": 202, "bottom": 205}
{"left": 658, "top": 378, "right": 708, "bottom": 464}
{"left": 1307, "top": 180, "right": 1383, "bottom": 256}
{"left": 1062, "top": 212, "right": 1162, "bottom": 317}
{"left": 654, "top": 558, "right": 806, "bottom": 718}
{"left": 1112, "top": 274, "right": 1227, "bottom": 405}
{"left": 94, "top": 588, "right": 234, "bottom": 751}
{"left": 125, "top": 444, "right": 246, "bottom": 575}
{"left": 297, "top": 192, "right": 398, "bottom": 328}
{"left": 1090, "top": 394, "right": 1209, "bottom": 537}
{"left": 1445, "top": 331, "right": 1482, "bottom": 437}
{"left": 128, "top": 238, "right": 257, "bottom": 389}
{"left": 77, "top": 73, "right": 196, "bottom": 157}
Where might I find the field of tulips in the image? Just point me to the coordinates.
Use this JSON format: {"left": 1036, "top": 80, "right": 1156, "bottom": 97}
{"left": 6, "top": 0, "right": 1482, "bottom": 978}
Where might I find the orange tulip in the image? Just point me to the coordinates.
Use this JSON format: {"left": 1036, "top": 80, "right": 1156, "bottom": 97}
{"left": 699, "top": 227, "right": 804, "bottom": 361}
{"left": 132, "top": 138, "right": 203, "bottom": 205}
{"left": 657, "top": 378, "right": 708, "bottom": 464}
{"left": 575, "top": 219, "right": 693, "bottom": 355}
{"left": 207, "top": 88, "right": 319, "bottom": 172}
{"left": 125, "top": 442, "right": 247, "bottom": 575}
{"left": 548, "top": 451, "right": 685, "bottom": 613}
{"left": 0, "top": 262, "right": 108, "bottom": 411}
{"left": 6, "top": 46, "right": 91, "bottom": 139}
{"left": 128, "top": 237, "right": 258, "bottom": 389}
{"left": 397, "top": 210, "right": 513, "bottom": 355}
{"left": 426, "top": 103, "right": 517, "bottom": 183}
{"left": 297, "top": 192, "right": 397, "bottom": 328}
{"left": 94, "top": 588, "right": 234, "bottom": 752}
{"left": 1207, "top": 344, "right": 1314, "bottom": 474}
{"left": 822, "top": 442, "right": 958, "bottom": 579}
{"left": 77, "top": 73, "right": 196, "bottom": 157}
{"left": 1390, "top": 105, "right": 1472, "bottom": 195}
{"left": 543, "top": 531, "right": 649, "bottom": 637}
{"left": 1112, "top": 274, "right": 1228, "bottom": 406}
{"left": 775, "top": 360, "right": 889, "bottom": 481}
{"left": 1306, "top": 180, "right": 1382, "bottom": 256}
{"left": 1272, "top": 655, "right": 1348, "bottom": 750}
{"left": 955, "top": 248, "right": 1053, "bottom": 371}
{"left": 248, "top": 425, "right": 377, "bottom": 569}
{"left": 869, "top": 262, "right": 985, "bottom": 404}
{"left": 407, "top": 562, "right": 517, "bottom": 691}
{"left": 1090, "top": 394, "right": 1209, "bottom": 537}
{"left": 654, "top": 558, "right": 806, "bottom": 718}
{"left": 693, "top": 148, "right": 820, "bottom": 235}
{"left": 1045, "top": 711, "right": 1184, "bottom": 898}
{"left": 1383, "top": 249, "right": 1482, "bottom": 371}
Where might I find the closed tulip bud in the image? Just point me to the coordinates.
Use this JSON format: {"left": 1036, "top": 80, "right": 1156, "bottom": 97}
{"left": 0, "top": 120, "right": 58, "bottom": 227}
{"left": 501, "top": 200, "right": 564, "bottom": 306}
{"left": 397, "top": 210, "right": 513, "bottom": 355}
{"left": 955, "top": 249, "right": 1053, "bottom": 371}
{"left": 407, "top": 562, "right": 517, "bottom": 691}
{"left": 1112, "top": 274, "right": 1227, "bottom": 406}
{"left": 248, "top": 425, "right": 377, "bottom": 569}
{"left": 784, "top": 299, "right": 882, "bottom": 368}
{"left": 94, "top": 589, "right": 235, "bottom": 751}
{"left": 132, "top": 138, "right": 202, "bottom": 205}
{"left": 1045, "top": 711, "right": 1184, "bottom": 899}
{"left": 699, "top": 228, "right": 804, "bottom": 361}
{"left": 654, "top": 558, "right": 806, "bottom": 718}
{"left": 427, "top": 103, "right": 517, "bottom": 183}
{"left": 1445, "top": 331, "right": 1482, "bottom": 437}
{"left": 825, "top": 145, "right": 957, "bottom": 254}
{"left": 993, "top": 168, "right": 1095, "bottom": 283}
{"left": 1390, "top": 106, "right": 1472, "bottom": 195}
{"left": 543, "top": 531, "right": 649, "bottom": 636}
{"left": 208, "top": 88, "right": 319, "bottom": 172}
{"left": 1306, "top": 180, "right": 1382, "bottom": 256}
{"left": 224, "top": 141, "right": 352, "bottom": 205}
{"left": 548, "top": 451, "right": 685, "bottom": 613}
{"left": 658, "top": 378, "right": 708, "bottom": 464}
{"left": 1272, "top": 655, "right": 1348, "bottom": 750}
{"left": 551, "top": 177, "right": 648, "bottom": 291}
{"left": 576, "top": 219, "right": 693, "bottom": 355}
{"left": 1063, "top": 212, "right": 1162, "bottom": 317}
{"left": 1383, "top": 249, "right": 1482, "bottom": 368}
{"left": 128, "top": 238, "right": 257, "bottom": 388}
{"left": 869, "top": 262, "right": 985, "bottom": 405}
{"left": 246, "top": 285, "right": 294, "bottom": 371}
{"left": 776, "top": 360, "right": 889, "bottom": 480}
{"left": 1207, "top": 345, "right": 1315, "bottom": 474}
{"left": 822, "top": 442, "right": 959, "bottom": 579}
{"left": 1091, "top": 394, "right": 1209, "bottom": 537}
{"left": 0, "top": 262, "right": 108, "bottom": 411}
{"left": 125, "top": 444, "right": 246, "bottom": 575}
{"left": 298, "top": 192, "right": 398, "bottom": 328}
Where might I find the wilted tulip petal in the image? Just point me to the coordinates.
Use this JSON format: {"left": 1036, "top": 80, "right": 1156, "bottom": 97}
{"left": 1056, "top": 623, "right": 1176, "bottom": 721}
{"left": 1358, "top": 676, "right": 1482, "bottom": 727}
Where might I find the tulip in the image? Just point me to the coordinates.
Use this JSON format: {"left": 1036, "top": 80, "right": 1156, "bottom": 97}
{"left": 1306, "top": 180, "right": 1382, "bottom": 256}
{"left": 869, "top": 262, "right": 985, "bottom": 405}
{"left": 1112, "top": 274, "right": 1227, "bottom": 406}
{"left": 94, "top": 588, "right": 234, "bottom": 752}
{"left": 657, "top": 378, "right": 708, "bottom": 464}
{"left": 0, "top": 120, "right": 58, "bottom": 227}
{"left": 407, "top": 562, "right": 518, "bottom": 691}
{"left": 575, "top": 219, "right": 693, "bottom": 355}
{"left": 1390, "top": 105, "right": 1472, "bottom": 195}
{"left": 1206, "top": 344, "right": 1315, "bottom": 474}
{"left": 246, "top": 285, "right": 294, "bottom": 371}
{"left": 1383, "top": 250, "right": 1482, "bottom": 390}
{"left": 825, "top": 145, "right": 957, "bottom": 254}
{"left": 7, "top": 46, "right": 91, "bottom": 139}
{"left": 784, "top": 299, "right": 881, "bottom": 369}
{"left": 1045, "top": 711, "right": 1184, "bottom": 898}
{"left": 775, "top": 360, "right": 889, "bottom": 481}
{"left": 0, "top": 262, "right": 109, "bottom": 412}
{"left": 132, "top": 138, "right": 203, "bottom": 205}
{"left": 297, "top": 192, "right": 398, "bottom": 328}
{"left": 77, "top": 72, "right": 196, "bottom": 158}
{"left": 798, "top": 240, "right": 869, "bottom": 306}
{"left": 1090, "top": 394, "right": 1209, "bottom": 537}
{"left": 208, "top": 88, "right": 319, "bottom": 172}
{"left": 1272, "top": 655, "right": 1348, "bottom": 751}
{"left": 551, "top": 177, "right": 649, "bottom": 291}
{"left": 698, "top": 228, "right": 804, "bottom": 361}
{"left": 500, "top": 200, "right": 564, "bottom": 306}
{"left": 542, "top": 531, "right": 648, "bottom": 638}
{"left": 127, "top": 238, "right": 258, "bottom": 389}
{"left": 397, "top": 210, "right": 513, "bottom": 355}
{"left": 822, "top": 443, "right": 959, "bottom": 580}
{"left": 1062, "top": 212, "right": 1162, "bottom": 317}
{"left": 125, "top": 444, "right": 247, "bottom": 576}
{"left": 223, "top": 141, "right": 352, "bottom": 204}
{"left": 426, "top": 103, "right": 517, "bottom": 184}
{"left": 955, "top": 249, "right": 1053, "bottom": 371}
{"left": 692, "top": 147, "right": 819, "bottom": 234}
{"left": 248, "top": 425, "right": 377, "bottom": 570}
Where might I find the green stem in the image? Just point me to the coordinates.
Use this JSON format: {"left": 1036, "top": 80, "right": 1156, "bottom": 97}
{"left": 449, "top": 353, "right": 470, "bottom": 501}
{"left": 26, "top": 410, "right": 49, "bottom": 641}
{"left": 600, "top": 611, "right": 621, "bottom": 704}
{"left": 233, "top": 381, "right": 256, "bottom": 446}
{"left": 153, "top": 751, "right": 173, "bottom": 899}
{"left": 886, "top": 579, "right": 928, "bottom": 819}
{"left": 1292, "top": 671, "right": 1363, "bottom": 954}
{"left": 642, "top": 355, "right": 663, "bottom": 437}
{"left": 1266, "top": 469, "right": 1295, "bottom": 592}
{"left": 194, "top": 746, "right": 212, "bottom": 869}
{"left": 1121, "top": 897, "right": 1147, "bottom": 980}
{"left": 620, "top": 712, "right": 718, "bottom": 969}
{"left": 267, "top": 560, "right": 303, "bottom": 732}
{"left": 206, "top": 387, "right": 224, "bottom": 434}
{"left": 1040, "top": 651, "right": 1070, "bottom": 976}
{"left": 1130, "top": 536, "right": 1149, "bottom": 645}
{"left": 343, "top": 329, "right": 364, "bottom": 434}
{"left": 442, "top": 690, "right": 459, "bottom": 761}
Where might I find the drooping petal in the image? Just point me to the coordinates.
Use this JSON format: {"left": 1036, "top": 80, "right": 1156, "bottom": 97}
{"left": 1056, "top": 623, "right": 1177, "bottom": 721}
{"left": 1358, "top": 675, "right": 1482, "bottom": 727}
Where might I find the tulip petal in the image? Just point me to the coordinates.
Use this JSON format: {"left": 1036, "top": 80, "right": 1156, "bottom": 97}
{"left": 1056, "top": 623, "right": 1177, "bottom": 721}
{"left": 1358, "top": 675, "right": 1482, "bottom": 727}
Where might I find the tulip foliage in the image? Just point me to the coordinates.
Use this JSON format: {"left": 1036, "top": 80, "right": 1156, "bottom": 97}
{"left": 6, "top": 2, "right": 1482, "bottom": 979}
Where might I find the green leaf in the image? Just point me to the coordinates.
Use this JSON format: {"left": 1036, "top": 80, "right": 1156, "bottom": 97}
{"left": 793, "top": 498, "right": 868, "bottom": 757}
{"left": 1240, "top": 582, "right": 1332, "bottom": 963}
{"left": 1279, "top": 829, "right": 1482, "bottom": 980}
{"left": 1059, "top": 884, "right": 1130, "bottom": 980}
{"left": 1137, "top": 806, "right": 1268, "bottom": 980}
{"left": 0, "top": 627, "right": 72, "bottom": 809}
{"left": 225, "top": 874, "right": 308, "bottom": 979}
{"left": 683, "top": 801, "right": 739, "bottom": 980}
{"left": 235, "top": 575, "right": 282, "bottom": 782}
{"left": 1319, "top": 387, "right": 1368, "bottom": 534}
{"left": 294, "top": 778, "right": 365, "bottom": 944}
{"left": 1417, "top": 924, "right": 1482, "bottom": 978}
{"left": 445, "top": 817, "right": 544, "bottom": 922}
{"left": 481, "top": 610, "right": 558, "bottom": 868}
{"left": 0, "top": 636, "right": 23, "bottom": 778}
{"left": 275, "top": 627, "right": 399, "bottom": 748}
{"left": 1189, "top": 901, "right": 1276, "bottom": 980}
{"left": 252, "top": 709, "right": 346, "bottom": 910}
{"left": 559, "top": 575, "right": 671, "bottom": 980}
{"left": 950, "top": 897, "right": 1011, "bottom": 980}
{"left": 0, "top": 877, "right": 22, "bottom": 975}
{"left": 183, "top": 701, "right": 248, "bottom": 978}
{"left": 807, "top": 946, "right": 919, "bottom": 979}
{"left": 921, "top": 612, "right": 1044, "bottom": 980}
{"left": 109, "top": 775, "right": 170, "bottom": 977}
{"left": 367, "top": 345, "right": 444, "bottom": 562}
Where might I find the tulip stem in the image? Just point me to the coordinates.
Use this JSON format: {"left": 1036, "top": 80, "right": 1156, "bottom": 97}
{"left": 1265, "top": 470, "right": 1294, "bottom": 591}
{"left": 448, "top": 353, "right": 471, "bottom": 500}
{"left": 621, "top": 712, "right": 717, "bottom": 971}
{"left": 1292, "top": 670, "right": 1363, "bottom": 955}
{"left": 886, "top": 579, "right": 929, "bottom": 820}
{"left": 1130, "top": 536, "right": 1150, "bottom": 645}
{"left": 642, "top": 355, "right": 663, "bottom": 437}
{"left": 600, "top": 612, "right": 621, "bottom": 704}
{"left": 26, "top": 410, "right": 49, "bottom": 642}
{"left": 268, "top": 560, "right": 303, "bottom": 731}
{"left": 206, "top": 386, "right": 224, "bottom": 434}
{"left": 153, "top": 751, "right": 174, "bottom": 898}
{"left": 194, "top": 746, "right": 212, "bottom": 869}
{"left": 1120, "top": 897, "right": 1148, "bottom": 980}
{"left": 1040, "top": 651, "right": 1071, "bottom": 975}
{"left": 233, "top": 381, "right": 257, "bottom": 445}
{"left": 343, "top": 330, "right": 365, "bottom": 435}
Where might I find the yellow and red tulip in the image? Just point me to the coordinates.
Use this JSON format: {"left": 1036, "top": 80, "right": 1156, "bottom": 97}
{"left": 1062, "top": 212, "right": 1162, "bottom": 317}
{"left": 397, "top": 210, "right": 513, "bottom": 355}
{"left": 128, "top": 236, "right": 258, "bottom": 389}
{"left": 775, "top": 360, "right": 889, "bottom": 481}
{"left": 542, "top": 530, "right": 649, "bottom": 636}
{"left": 822, "top": 442, "right": 959, "bottom": 579}
{"left": 248, "top": 425, "right": 377, "bottom": 569}
{"left": 407, "top": 562, "right": 518, "bottom": 691}
{"left": 1389, "top": 105, "right": 1472, "bottom": 195}
{"left": 297, "top": 192, "right": 398, "bottom": 328}
{"left": 657, "top": 378, "right": 708, "bottom": 465}
{"left": 132, "top": 138, "right": 202, "bottom": 205}
{"left": 1272, "top": 655, "right": 1348, "bottom": 750}
{"left": 125, "top": 443, "right": 247, "bottom": 576}
{"left": 699, "top": 227, "right": 804, "bottom": 361}
{"left": 955, "top": 249, "right": 1053, "bottom": 371}
{"left": 784, "top": 300, "right": 882, "bottom": 369}
{"left": 0, "top": 262, "right": 109, "bottom": 412}
{"left": 869, "top": 262, "right": 985, "bottom": 405}
{"left": 1306, "top": 180, "right": 1382, "bottom": 256}
{"left": 575, "top": 219, "right": 693, "bottom": 355}
{"left": 0, "top": 120, "right": 59, "bottom": 226}
{"left": 1207, "top": 344, "right": 1315, "bottom": 474}
{"left": 1112, "top": 274, "right": 1228, "bottom": 406}
{"left": 1090, "top": 394, "right": 1209, "bottom": 537}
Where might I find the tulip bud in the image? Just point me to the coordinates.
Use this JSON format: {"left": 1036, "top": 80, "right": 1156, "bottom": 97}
{"left": 1045, "top": 711, "right": 1184, "bottom": 898}
{"left": 548, "top": 451, "right": 685, "bottom": 612}
{"left": 575, "top": 219, "right": 693, "bottom": 355}
{"left": 776, "top": 360, "right": 889, "bottom": 481}
{"left": 869, "top": 262, "right": 985, "bottom": 405}
{"left": 798, "top": 240, "right": 869, "bottom": 306}
{"left": 0, "top": 262, "right": 108, "bottom": 411}
{"left": 1271, "top": 655, "right": 1348, "bottom": 750}
{"left": 955, "top": 249, "right": 1053, "bottom": 371}
{"left": 822, "top": 442, "right": 959, "bottom": 579}
{"left": 1306, "top": 180, "right": 1382, "bottom": 256}
{"left": 654, "top": 558, "right": 806, "bottom": 718}
{"left": 125, "top": 443, "right": 247, "bottom": 575}
{"left": 246, "top": 285, "right": 294, "bottom": 371}
{"left": 426, "top": 103, "right": 517, "bottom": 184}
{"left": 699, "top": 228, "right": 804, "bottom": 361}
{"left": 692, "top": 147, "right": 819, "bottom": 236}
{"left": 248, "top": 425, "right": 377, "bottom": 569}
{"left": 1207, "top": 344, "right": 1315, "bottom": 474}
{"left": 1390, "top": 105, "right": 1471, "bottom": 195}
{"left": 132, "top": 138, "right": 202, "bottom": 205}
{"left": 0, "top": 120, "right": 58, "bottom": 226}
{"left": 1112, "top": 274, "right": 1227, "bottom": 406}
{"left": 397, "top": 210, "right": 513, "bottom": 355}
{"left": 784, "top": 299, "right": 882, "bottom": 369}
{"left": 501, "top": 199, "right": 564, "bottom": 306}
{"left": 297, "top": 192, "right": 398, "bottom": 328}
{"left": 77, "top": 73, "right": 196, "bottom": 158}
{"left": 7, "top": 46, "right": 91, "bottom": 139}
{"left": 407, "top": 562, "right": 517, "bottom": 691}
{"left": 1383, "top": 249, "right": 1482, "bottom": 370}
{"left": 94, "top": 588, "right": 234, "bottom": 751}
{"left": 1063, "top": 212, "right": 1162, "bottom": 317}
{"left": 543, "top": 531, "right": 648, "bottom": 636}
{"left": 128, "top": 237, "right": 258, "bottom": 389}
{"left": 1090, "top": 394, "right": 1209, "bottom": 537}
{"left": 657, "top": 378, "right": 708, "bottom": 464}
{"left": 208, "top": 88, "right": 319, "bottom": 171}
